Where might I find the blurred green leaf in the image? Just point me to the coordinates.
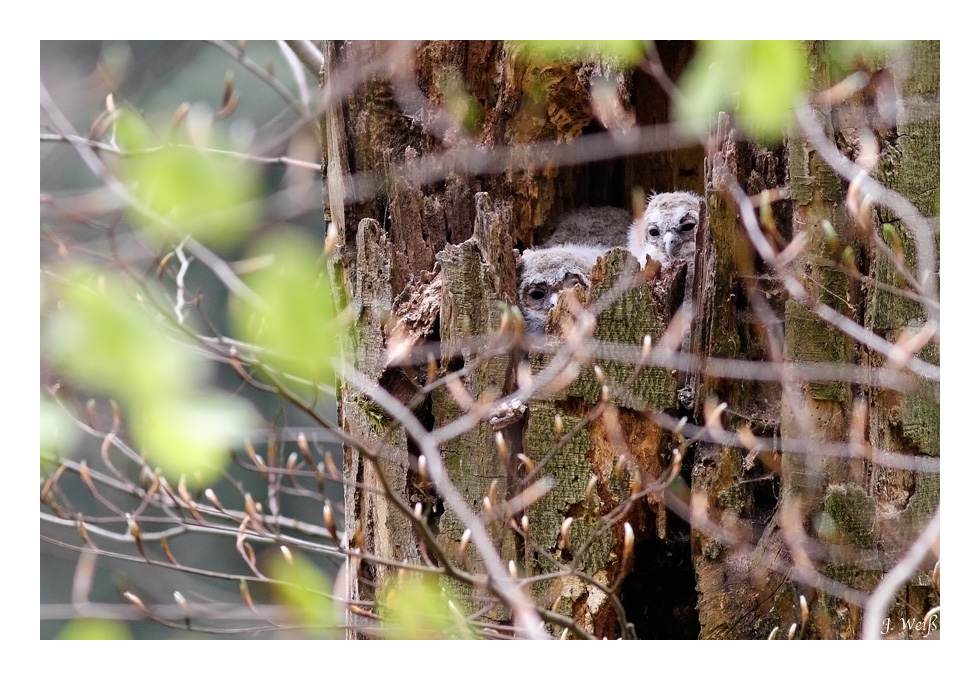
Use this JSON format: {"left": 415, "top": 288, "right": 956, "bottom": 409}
{"left": 437, "top": 69, "right": 483, "bottom": 134}
{"left": 115, "top": 108, "right": 261, "bottom": 249}
{"left": 827, "top": 40, "right": 905, "bottom": 69}
{"left": 265, "top": 550, "right": 337, "bottom": 637}
{"left": 518, "top": 40, "right": 645, "bottom": 65}
{"left": 43, "top": 266, "right": 255, "bottom": 483}
{"left": 130, "top": 392, "right": 257, "bottom": 484}
{"left": 43, "top": 267, "right": 192, "bottom": 405}
{"left": 57, "top": 618, "right": 132, "bottom": 640}
{"left": 675, "top": 40, "right": 807, "bottom": 143}
{"left": 40, "top": 394, "right": 77, "bottom": 463}
{"left": 230, "top": 231, "right": 345, "bottom": 386}
{"left": 381, "top": 576, "right": 470, "bottom": 640}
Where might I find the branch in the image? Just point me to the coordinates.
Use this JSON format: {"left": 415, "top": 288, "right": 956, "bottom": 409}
{"left": 283, "top": 40, "right": 324, "bottom": 77}
{"left": 39, "top": 82, "right": 265, "bottom": 309}
{"left": 861, "top": 506, "right": 940, "bottom": 639}
{"left": 795, "top": 102, "right": 939, "bottom": 328}
{"left": 40, "top": 133, "right": 322, "bottom": 172}
{"left": 340, "top": 365, "right": 549, "bottom": 640}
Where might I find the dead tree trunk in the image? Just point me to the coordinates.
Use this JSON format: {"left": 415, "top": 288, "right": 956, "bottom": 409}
{"left": 320, "top": 39, "right": 939, "bottom": 640}
{"left": 689, "top": 40, "right": 939, "bottom": 639}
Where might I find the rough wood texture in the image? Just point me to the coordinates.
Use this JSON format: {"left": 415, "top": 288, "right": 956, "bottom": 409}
{"left": 430, "top": 197, "right": 517, "bottom": 612}
{"left": 626, "top": 42, "right": 704, "bottom": 201}
{"left": 327, "top": 40, "right": 705, "bottom": 639}
{"left": 523, "top": 250, "right": 681, "bottom": 637}
{"left": 335, "top": 218, "right": 421, "bottom": 638}
{"left": 689, "top": 113, "right": 788, "bottom": 639}
{"left": 323, "top": 39, "right": 938, "bottom": 640}
{"left": 687, "top": 42, "right": 940, "bottom": 640}
{"left": 863, "top": 40, "right": 940, "bottom": 636}
{"left": 784, "top": 57, "right": 867, "bottom": 636}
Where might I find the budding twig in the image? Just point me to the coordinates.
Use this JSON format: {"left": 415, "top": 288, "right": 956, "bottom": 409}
{"left": 204, "top": 488, "right": 225, "bottom": 514}
{"left": 126, "top": 513, "right": 147, "bottom": 561}
{"left": 458, "top": 529, "right": 471, "bottom": 563}
{"left": 174, "top": 591, "right": 191, "bottom": 629}
{"left": 799, "top": 595, "right": 809, "bottom": 636}
{"left": 123, "top": 591, "right": 150, "bottom": 616}
{"left": 560, "top": 517, "right": 573, "bottom": 550}
{"left": 323, "top": 502, "right": 338, "bottom": 542}
{"left": 297, "top": 432, "right": 315, "bottom": 468}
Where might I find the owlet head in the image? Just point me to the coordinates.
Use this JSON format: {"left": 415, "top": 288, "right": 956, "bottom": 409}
{"left": 517, "top": 244, "right": 605, "bottom": 335}
{"left": 628, "top": 191, "right": 701, "bottom": 265}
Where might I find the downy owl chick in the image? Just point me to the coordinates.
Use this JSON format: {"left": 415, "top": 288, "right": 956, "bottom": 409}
{"left": 518, "top": 244, "right": 606, "bottom": 335}
{"left": 627, "top": 191, "right": 701, "bottom": 267}
{"left": 546, "top": 206, "right": 633, "bottom": 249}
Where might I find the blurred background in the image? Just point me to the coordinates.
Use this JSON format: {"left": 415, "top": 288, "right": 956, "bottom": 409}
{"left": 41, "top": 41, "right": 343, "bottom": 640}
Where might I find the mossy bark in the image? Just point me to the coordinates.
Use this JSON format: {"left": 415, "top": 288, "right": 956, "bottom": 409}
{"left": 863, "top": 40, "right": 940, "bottom": 636}
{"left": 523, "top": 251, "right": 682, "bottom": 637}
{"left": 780, "top": 50, "right": 866, "bottom": 640}
{"left": 325, "top": 40, "right": 697, "bottom": 638}
{"left": 687, "top": 41, "right": 939, "bottom": 640}
{"left": 690, "top": 112, "right": 789, "bottom": 639}
{"left": 323, "top": 39, "right": 938, "bottom": 640}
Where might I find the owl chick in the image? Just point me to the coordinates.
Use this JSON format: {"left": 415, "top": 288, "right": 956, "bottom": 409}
{"left": 627, "top": 191, "right": 702, "bottom": 267}
{"left": 518, "top": 243, "right": 606, "bottom": 335}
{"left": 545, "top": 206, "right": 632, "bottom": 249}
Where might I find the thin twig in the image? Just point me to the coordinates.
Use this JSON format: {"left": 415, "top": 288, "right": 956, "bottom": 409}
{"left": 861, "top": 506, "right": 940, "bottom": 640}
{"left": 283, "top": 40, "right": 324, "bottom": 77}
{"left": 40, "top": 133, "right": 322, "bottom": 171}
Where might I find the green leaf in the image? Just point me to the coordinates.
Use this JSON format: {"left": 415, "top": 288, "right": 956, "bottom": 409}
{"left": 381, "top": 576, "right": 470, "bottom": 640}
{"left": 40, "top": 395, "right": 77, "bottom": 463}
{"left": 43, "top": 266, "right": 255, "bottom": 483}
{"left": 675, "top": 40, "right": 807, "bottom": 143}
{"left": 437, "top": 69, "right": 484, "bottom": 134}
{"left": 130, "top": 392, "right": 257, "bottom": 484}
{"left": 116, "top": 108, "right": 261, "bottom": 249}
{"left": 518, "top": 40, "right": 645, "bottom": 65}
{"left": 57, "top": 618, "right": 132, "bottom": 640}
{"left": 230, "top": 231, "right": 346, "bottom": 386}
{"left": 43, "top": 267, "right": 193, "bottom": 405}
{"left": 827, "top": 40, "right": 905, "bottom": 68}
{"left": 264, "top": 550, "right": 337, "bottom": 637}
{"left": 739, "top": 41, "right": 807, "bottom": 140}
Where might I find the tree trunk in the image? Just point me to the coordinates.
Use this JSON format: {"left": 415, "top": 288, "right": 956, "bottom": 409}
{"left": 321, "top": 40, "right": 939, "bottom": 640}
{"left": 689, "top": 41, "right": 939, "bottom": 640}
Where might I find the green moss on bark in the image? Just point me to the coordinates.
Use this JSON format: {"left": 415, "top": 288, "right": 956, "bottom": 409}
{"left": 900, "top": 395, "right": 940, "bottom": 457}
{"left": 895, "top": 473, "right": 939, "bottom": 542}
{"left": 823, "top": 483, "right": 877, "bottom": 549}
{"left": 788, "top": 138, "right": 813, "bottom": 205}
{"left": 784, "top": 300, "right": 847, "bottom": 403}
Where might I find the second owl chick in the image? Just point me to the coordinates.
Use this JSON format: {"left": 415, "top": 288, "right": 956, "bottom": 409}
{"left": 627, "top": 191, "right": 701, "bottom": 267}
{"left": 546, "top": 206, "right": 632, "bottom": 249}
{"left": 518, "top": 243, "right": 606, "bottom": 335}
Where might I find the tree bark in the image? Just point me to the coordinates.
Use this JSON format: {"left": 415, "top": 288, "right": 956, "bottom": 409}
{"left": 689, "top": 40, "right": 939, "bottom": 640}
{"left": 321, "top": 39, "right": 939, "bottom": 640}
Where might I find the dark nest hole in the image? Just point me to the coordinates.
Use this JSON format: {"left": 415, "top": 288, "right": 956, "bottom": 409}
{"left": 619, "top": 530, "right": 700, "bottom": 639}
{"left": 619, "top": 446, "right": 700, "bottom": 639}
{"left": 547, "top": 42, "right": 704, "bottom": 225}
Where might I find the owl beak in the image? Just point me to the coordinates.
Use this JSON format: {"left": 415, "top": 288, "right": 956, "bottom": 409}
{"left": 663, "top": 232, "right": 678, "bottom": 258}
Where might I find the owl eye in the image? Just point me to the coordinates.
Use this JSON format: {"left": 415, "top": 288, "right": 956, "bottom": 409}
{"left": 680, "top": 217, "right": 697, "bottom": 232}
{"left": 529, "top": 288, "right": 546, "bottom": 301}
{"left": 648, "top": 226, "right": 660, "bottom": 237}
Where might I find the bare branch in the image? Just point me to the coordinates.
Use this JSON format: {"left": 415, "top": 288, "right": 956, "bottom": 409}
{"left": 283, "top": 40, "right": 324, "bottom": 77}
{"left": 862, "top": 506, "right": 941, "bottom": 639}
